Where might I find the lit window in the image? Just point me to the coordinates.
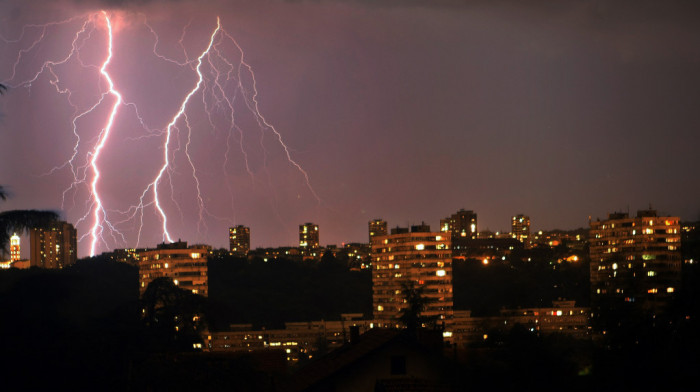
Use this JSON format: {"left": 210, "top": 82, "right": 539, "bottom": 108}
{"left": 436, "top": 270, "right": 446, "bottom": 277}
{"left": 377, "top": 305, "right": 384, "bottom": 311}
{"left": 415, "top": 244, "right": 425, "bottom": 250}
{"left": 667, "top": 287, "right": 675, "bottom": 293}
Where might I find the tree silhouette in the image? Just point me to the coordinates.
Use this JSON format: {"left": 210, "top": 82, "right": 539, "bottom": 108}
{"left": 398, "top": 280, "right": 438, "bottom": 333}
{"left": 0, "top": 185, "right": 60, "bottom": 256}
{"left": 141, "top": 277, "right": 206, "bottom": 352}
{"left": 0, "top": 83, "right": 6, "bottom": 95}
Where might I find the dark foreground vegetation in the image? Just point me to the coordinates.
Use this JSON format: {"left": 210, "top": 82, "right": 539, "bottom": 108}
{"left": 453, "top": 255, "right": 590, "bottom": 315}
{"left": 0, "top": 248, "right": 699, "bottom": 390}
{"left": 207, "top": 253, "right": 372, "bottom": 329}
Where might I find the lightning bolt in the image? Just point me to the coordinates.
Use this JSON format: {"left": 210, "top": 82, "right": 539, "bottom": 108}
{"left": 149, "top": 17, "right": 221, "bottom": 242}
{"left": 222, "top": 29, "right": 321, "bottom": 204}
{"left": 87, "top": 11, "right": 122, "bottom": 256}
{"left": 2, "top": 10, "right": 322, "bottom": 256}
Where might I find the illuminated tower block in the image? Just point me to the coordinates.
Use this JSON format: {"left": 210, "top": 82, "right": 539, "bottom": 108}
{"left": 590, "top": 209, "right": 681, "bottom": 316}
{"left": 371, "top": 223, "right": 453, "bottom": 331}
{"left": 138, "top": 241, "right": 208, "bottom": 297}
{"left": 10, "top": 233, "right": 20, "bottom": 262}
{"left": 299, "top": 223, "right": 320, "bottom": 259}
{"left": 369, "top": 219, "right": 387, "bottom": 243}
{"left": 441, "top": 209, "right": 478, "bottom": 239}
{"left": 229, "top": 225, "right": 250, "bottom": 257}
{"left": 29, "top": 221, "right": 77, "bottom": 269}
{"left": 511, "top": 214, "right": 531, "bottom": 248}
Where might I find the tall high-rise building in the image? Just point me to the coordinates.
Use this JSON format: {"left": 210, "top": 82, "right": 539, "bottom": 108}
{"left": 10, "top": 233, "right": 20, "bottom": 262}
{"left": 368, "top": 219, "right": 387, "bottom": 243}
{"left": 138, "top": 241, "right": 209, "bottom": 297}
{"left": 299, "top": 222, "right": 319, "bottom": 258}
{"left": 371, "top": 223, "right": 453, "bottom": 331}
{"left": 29, "top": 221, "right": 77, "bottom": 269}
{"left": 229, "top": 225, "right": 250, "bottom": 257}
{"left": 511, "top": 214, "right": 531, "bottom": 248}
{"left": 590, "top": 209, "right": 681, "bottom": 315}
{"left": 440, "top": 209, "right": 477, "bottom": 239}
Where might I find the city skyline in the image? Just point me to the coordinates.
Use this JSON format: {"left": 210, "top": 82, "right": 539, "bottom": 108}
{"left": 2, "top": 0, "right": 700, "bottom": 257}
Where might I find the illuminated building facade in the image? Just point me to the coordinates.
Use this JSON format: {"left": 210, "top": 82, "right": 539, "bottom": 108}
{"left": 249, "top": 247, "right": 302, "bottom": 262}
{"left": 451, "top": 301, "right": 590, "bottom": 348}
{"left": 343, "top": 242, "right": 372, "bottom": 269}
{"left": 590, "top": 209, "right": 681, "bottom": 314}
{"left": 29, "top": 221, "right": 77, "bottom": 269}
{"left": 229, "top": 225, "right": 250, "bottom": 257}
{"left": 369, "top": 219, "right": 387, "bottom": 243}
{"left": 440, "top": 209, "right": 477, "bottom": 239}
{"left": 100, "top": 247, "right": 147, "bottom": 266}
{"left": 371, "top": 223, "right": 453, "bottom": 331}
{"left": 206, "top": 314, "right": 372, "bottom": 361}
{"left": 511, "top": 214, "right": 531, "bottom": 248}
{"left": 10, "top": 233, "right": 20, "bottom": 262}
{"left": 138, "top": 241, "right": 208, "bottom": 297}
{"left": 299, "top": 222, "right": 320, "bottom": 258}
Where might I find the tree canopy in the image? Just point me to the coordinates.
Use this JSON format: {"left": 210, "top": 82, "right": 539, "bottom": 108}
{"left": 0, "top": 184, "right": 60, "bottom": 255}
{"left": 398, "top": 280, "right": 439, "bottom": 333}
{"left": 0, "top": 209, "right": 60, "bottom": 255}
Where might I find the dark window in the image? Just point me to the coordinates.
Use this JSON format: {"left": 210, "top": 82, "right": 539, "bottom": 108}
{"left": 390, "top": 355, "right": 406, "bottom": 375}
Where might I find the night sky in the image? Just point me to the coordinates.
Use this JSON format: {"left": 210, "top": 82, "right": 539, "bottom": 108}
{"left": 2, "top": 0, "right": 700, "bottom": 258}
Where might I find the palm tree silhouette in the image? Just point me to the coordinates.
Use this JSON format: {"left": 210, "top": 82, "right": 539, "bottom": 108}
{"left": 0, "top": 185, "right": 59, "bottom": 257}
